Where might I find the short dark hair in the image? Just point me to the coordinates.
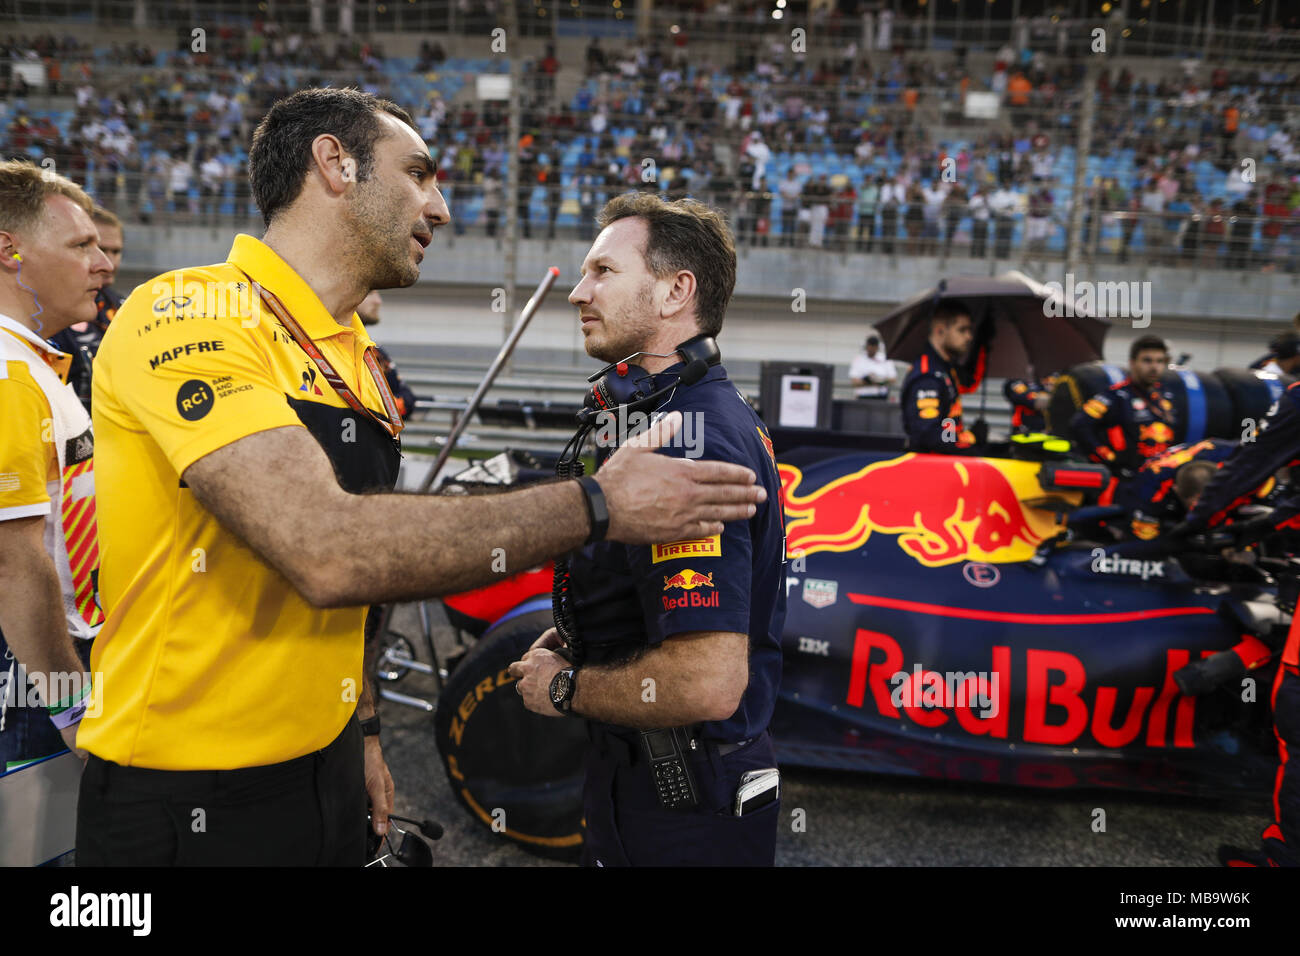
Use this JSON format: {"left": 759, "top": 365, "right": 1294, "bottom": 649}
{"left": 1129, "top": 334, "right": 1168, "bottom": 361}
{"left": 1175, "top": 459, "right": 1219, "bottom": 506}
{"left": 596, "top": 192, "right": 736, "bottom": 338}
{"left": 931, "top": 301, "right": 971, "bottom": 327}
{"left": 1271, "top": 332, "right": 1300, "bottom": 360}
{"left": 248, "top": 87, "right": 417, "bottom": 227}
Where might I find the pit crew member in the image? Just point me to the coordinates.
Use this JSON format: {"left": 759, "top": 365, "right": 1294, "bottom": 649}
{"left": 900, "top": 302, "right": 977, "bottom": 453}
{"left": 1070, "top": 334, "right": 1175, "bottom": 478}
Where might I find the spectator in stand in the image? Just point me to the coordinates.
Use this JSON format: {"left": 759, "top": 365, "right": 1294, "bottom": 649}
{"left": 989, "top": 180, "right": 1019, "bottom": 259}
{"left": 829, "top": 179, "right": 855, "bottom": 252}
{"left": 199, "top": 148, "right": 227, "bottom": 224}
{"left": 1164, "top": 187, "right": 1193, "bottom": 263}
{"left": 942, "top": 183, "right": 966, "bottom": 258}
{"left": 1025, "top": 178, "right": 1053, "bottom": 255}
{"left": 879, "top": 174, "right": 904, "bottom": 255}
{"left": 167, "top": 149, "right": 194, "bottom": 221}
{"left": 1181, "top": 194, "right": 1204, "bottom": 261}
{"left": 1263, "top": 176, "right": 1291, "bottom": 261}
{"left": 1227, "top": 198, "right": 1256, "bottom": 269}
{"left": 517, "top": 149, "right": 535, "bottom": 240}
{"left": 1118, "top": 185, "right": 1142, "bottom": 264}
{"left": 545, "top": 156, "right": 562, "bottom": 240}
{"left": 778, "top": 168, "right": 800, "bottom": 247}
{"left": 481, "top": 167, "right": 502, "bottom": 239}
{"left": 856, "top": 175, "right": 879, "bottom": 252}
{"left": 576, "top": 164, "right": 600, "bottom": 242}
{"left": 806, "top": 174, "right": 832, "bottom": 249}
{"left": 920, "top": 179, "right": 946, "bottom": 256}
{"left": 968, "top": 183, "right": 990, "bottom": 259}
{"left": 903, "top": 183, "right": 925, "bottom": 255}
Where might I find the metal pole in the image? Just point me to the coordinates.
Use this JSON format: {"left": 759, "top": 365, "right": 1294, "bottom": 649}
{"left": 1203, "top": 0, "right": 1214, "bottom": 59}
{"left": 418, "top": 267, "right": 561, "bottom": 494}
{"left": 1065, "top": 60, "right": 1096, "bottom": 269}
{"left": 504, "top": 0, "right": 521, "bottom": 365}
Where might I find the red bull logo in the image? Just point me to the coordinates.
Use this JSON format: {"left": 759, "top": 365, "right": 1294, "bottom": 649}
{"left": 1138, "top": 421, "right": 1176, "bottom": 455}
{"left": 846, "top": 629, "right": 1199, "bottom": 750}
{"left": 780, "top": 454, "right": 1071, "bottom": 567}
{"left": 663, "top": 569, "right": 714, "bottom": 591}
{"left": 662, "top": 569, "right": 719, "bottom": 610}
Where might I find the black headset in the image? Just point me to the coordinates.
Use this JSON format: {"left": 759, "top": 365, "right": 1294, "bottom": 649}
{"left": 577, "top": 332, "right": 721, "bottom": 425}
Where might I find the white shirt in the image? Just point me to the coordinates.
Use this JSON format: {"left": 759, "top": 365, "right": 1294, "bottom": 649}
{"left": 990, "top": 188, "right": 1021, "bottom": 216}
{"left": 849, "top": 349, "right": 897, "bottom": 397}
{"left": 880, "top": 182, "right": 906, "bottom": 206}
{"left": 169, "top": 160, "right": 193, "bottom": 193}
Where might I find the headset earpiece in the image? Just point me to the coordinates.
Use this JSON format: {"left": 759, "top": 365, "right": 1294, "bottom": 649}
{"left": 577, "top": 334, "right": 722, "bottom": 424}
{"left": 11, "top": 253, "right": 21, "bottom": 262}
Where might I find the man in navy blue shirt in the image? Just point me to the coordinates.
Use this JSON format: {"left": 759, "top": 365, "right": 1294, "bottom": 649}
{"left": 900, "top": 303, "right": 977, "bottom": 453}
{"left": 508, "top": 192, "right": 787, "bottom": 866}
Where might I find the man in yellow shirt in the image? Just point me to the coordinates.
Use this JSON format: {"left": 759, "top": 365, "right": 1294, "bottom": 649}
{"left": 0, "top": 161, "right": 113, "bottom": 770}
{"left": 77, "top": 88, "right": 765, "bottom": 866}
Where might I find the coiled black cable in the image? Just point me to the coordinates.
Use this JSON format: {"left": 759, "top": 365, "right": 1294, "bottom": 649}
{"left": 551, "top": 423, "right": 592, "bottom": 665}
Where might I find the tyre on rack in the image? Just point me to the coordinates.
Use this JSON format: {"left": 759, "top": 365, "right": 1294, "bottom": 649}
{"left": 432, "top": 600, "right": 588, "bottom": 862}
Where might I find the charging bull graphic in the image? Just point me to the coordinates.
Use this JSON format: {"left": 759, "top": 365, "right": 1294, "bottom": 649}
{"left": 663, "top": 569, "right": 714, "bottom": 591}
{"left": 780, "top": 454, "right": 1062, "bottom": 567}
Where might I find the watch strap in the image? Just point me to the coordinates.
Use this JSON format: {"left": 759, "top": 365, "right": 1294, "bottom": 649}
{"left": 577, "top": 475, "right": 609, "bottom": 544}
{"left": 359, "top": 714, "right": 382, "bottom": 736}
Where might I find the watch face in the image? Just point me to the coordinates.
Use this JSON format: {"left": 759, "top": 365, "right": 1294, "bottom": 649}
{"left": 551, "top": 671, "right": 571, "bottom": 704}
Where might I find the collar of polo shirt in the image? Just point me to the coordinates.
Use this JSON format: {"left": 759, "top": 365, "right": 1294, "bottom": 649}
{"left": 227, "top": 234, "right": 370, "bottom": 343}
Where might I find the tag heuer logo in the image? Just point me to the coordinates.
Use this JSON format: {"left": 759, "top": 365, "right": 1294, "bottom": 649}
{"left": 802, "top": 578, "right": 838, "bottom": 609}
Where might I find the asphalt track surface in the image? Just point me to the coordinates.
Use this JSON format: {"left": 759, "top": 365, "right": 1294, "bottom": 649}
{"left": 377, "top": 603, "right": 1273, "bottom": 867}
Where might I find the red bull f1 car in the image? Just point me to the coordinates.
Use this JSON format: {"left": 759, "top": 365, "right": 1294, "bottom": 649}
{"left": 379, "top": 440, "right": 1288, "bottom": 859}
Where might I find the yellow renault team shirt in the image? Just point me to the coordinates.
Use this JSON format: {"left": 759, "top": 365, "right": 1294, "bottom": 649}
{"left": 82, "top": 235, "right": 400, "bottom": 770}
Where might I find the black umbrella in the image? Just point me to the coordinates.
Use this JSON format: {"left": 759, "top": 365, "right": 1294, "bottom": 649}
{"left": 873, "top": 271, "right": 1111, "bottom": 380}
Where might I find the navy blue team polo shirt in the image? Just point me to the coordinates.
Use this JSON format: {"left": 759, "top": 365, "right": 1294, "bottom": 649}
{"left": 568, "top": 361, "right": 786, "bottom": 743}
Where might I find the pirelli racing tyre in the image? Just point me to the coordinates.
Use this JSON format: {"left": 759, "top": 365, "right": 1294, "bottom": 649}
{"left": 433, "top": 601, "right": 587, "bottom": 862}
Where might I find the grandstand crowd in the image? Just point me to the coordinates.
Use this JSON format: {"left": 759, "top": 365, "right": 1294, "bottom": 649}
{"left": 3, "top": 8, "right": 1298, "bottom": 267}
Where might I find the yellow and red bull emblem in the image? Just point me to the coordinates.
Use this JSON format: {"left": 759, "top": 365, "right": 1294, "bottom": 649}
{"left": 780, "top": 454, "right": 1078, "bottom": 568}
{"left": 1139, "top": 422, "right": 1176, "bottom": 447}
{"left": 662, "top": 569, "right": 714, "bottom": 591}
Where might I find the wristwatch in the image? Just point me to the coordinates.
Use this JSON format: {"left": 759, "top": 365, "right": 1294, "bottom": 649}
{"left": 359, "top": 715, "right": 382, "bottom": 737}
{"left": 549, "top": 667, "right": 579, "bottom": 715}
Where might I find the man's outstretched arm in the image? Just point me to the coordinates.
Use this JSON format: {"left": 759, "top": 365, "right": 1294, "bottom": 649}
{"left": 183, "top": 411, "right": 765, "bottom": 608}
